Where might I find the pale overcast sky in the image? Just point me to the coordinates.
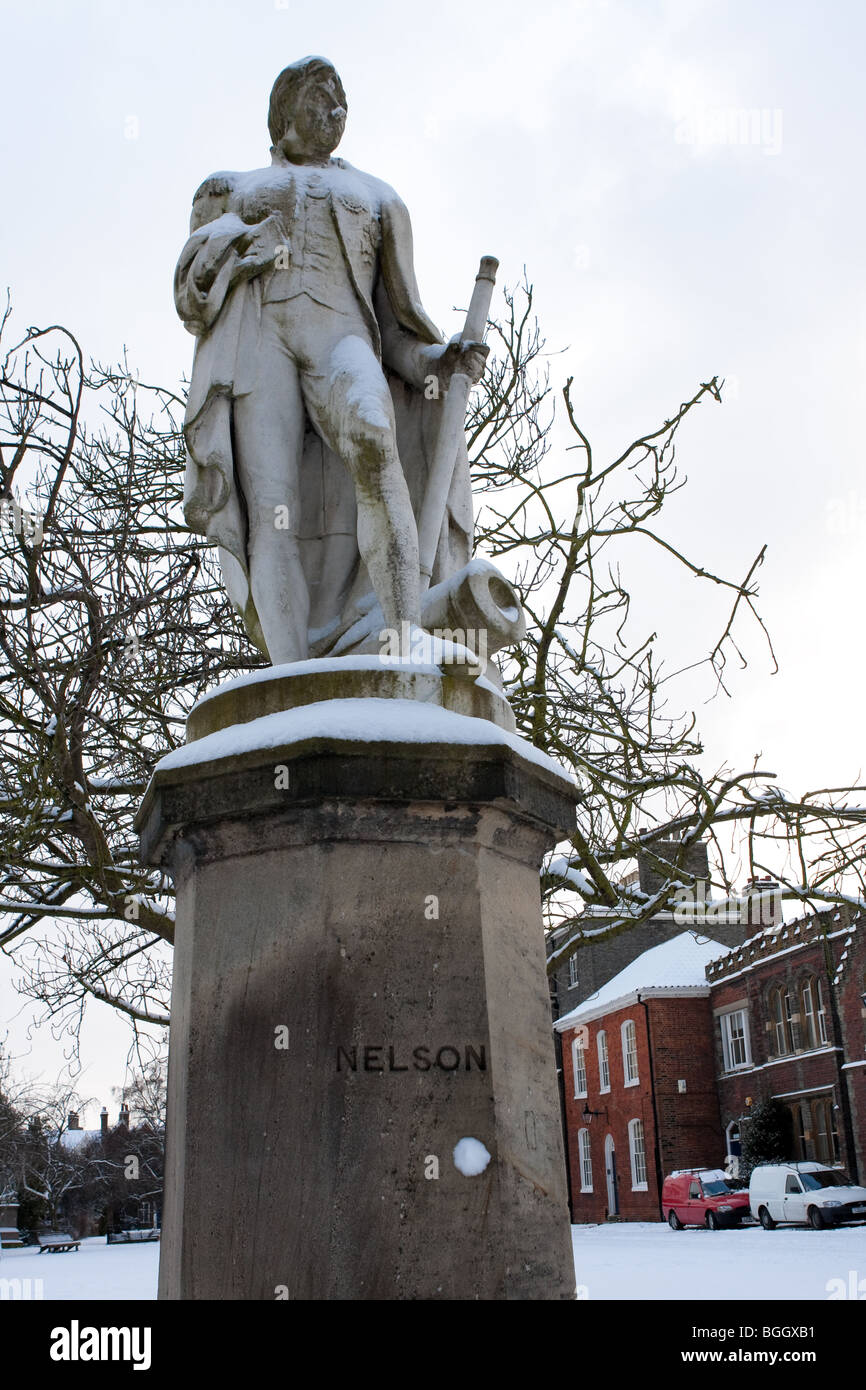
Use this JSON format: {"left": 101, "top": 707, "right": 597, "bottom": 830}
{"left": 2, "top": 0, "right": 865, "bottom": 1115}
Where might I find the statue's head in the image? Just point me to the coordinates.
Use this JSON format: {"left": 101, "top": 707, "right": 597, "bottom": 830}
{"left": 268, "top": 57, "right": 347, "bottom": 162}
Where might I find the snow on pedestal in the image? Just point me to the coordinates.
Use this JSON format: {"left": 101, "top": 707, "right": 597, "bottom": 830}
{"left": 137, "top": 666, "right": 578, "bottom": 1300}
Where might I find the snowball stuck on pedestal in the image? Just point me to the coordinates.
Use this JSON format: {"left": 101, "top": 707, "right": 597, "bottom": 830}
{"left": 453, "top": 1137, "right": 492, "bottom": 1176}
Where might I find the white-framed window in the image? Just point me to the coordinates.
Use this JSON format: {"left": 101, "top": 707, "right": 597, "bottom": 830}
{"left": 572, "top": 1034, "right": 587, "bottom": 1098}
{"left": 621, "top": 1019, "right": 639, "bottom": 1086}
{"left": 816, "top": 978, "right": 828, "bottom": 1045}
{"left": 597, "top": 1030, "right": 610, "bottom": 1093}
{"left": 578, "top": 1128, "right": 593, "bottom": 1192}
{"left": 628, "top": 1117, "right": 647, "bottom": 1190}
{"left": 720, "top": 1008, "right": 752, "bottom": 1071}
{"left": 567, "top": 954, "right": 579, "bottom": 989}
{"left": 770, "top": 986, "right": 789, "bottom": 1055}
{"left": 784, "top": 987, "right": 801, "bottom": 1051}
{"left": 800, "top": 977, "right": 817, "bottom": 1049}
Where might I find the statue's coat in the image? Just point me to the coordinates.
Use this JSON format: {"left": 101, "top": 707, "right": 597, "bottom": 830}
{"left": 174, "top": 158, "right": 473, "bottom": 655}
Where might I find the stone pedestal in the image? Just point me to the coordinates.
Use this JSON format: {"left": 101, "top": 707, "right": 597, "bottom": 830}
{"left": 137, "top": 664, "right": 577, "bottom": 1300}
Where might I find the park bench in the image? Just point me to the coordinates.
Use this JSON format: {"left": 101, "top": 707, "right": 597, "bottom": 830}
{"left": 37, "top": 1232, "right": 80, "bottom": 1253}
{"left": 106, "top": 1228, "right": 160, "bottom": 1243}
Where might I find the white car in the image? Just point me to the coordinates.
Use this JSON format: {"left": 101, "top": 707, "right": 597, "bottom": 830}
{"left": 749, "top": 1161, "right": 866, "bottom": 1230}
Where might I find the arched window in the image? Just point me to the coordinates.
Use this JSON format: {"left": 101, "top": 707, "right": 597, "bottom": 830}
{"left": 800, "top": 977, "right": 818, "bottom": 1049}
{"left": 791, "top": 1095, "right": 839, "bottom": 1163}
{"left": 597, "top": 1030, "right": 610, "bottom": 1093}
{"left": 792, "top": 1100, "right": 812, "bottom": 1160}
{"left": 628, "top": 1118, "right": 647, "bottom": 1190}
{"left": 604, "top": 1133, "right": 618, "bottom": 1215}
{"left": 816, "top": 978, "right": 828, "bottom": 1045}
{"left": 769, "top": 986, "right": 791, "bottom": 1055}
{"left": 622, "top": 1020, "right": 639, "bottom": 1085}
{"left": 578, "top": 1128, "right": 593, "bottom": 1192}
{"left": 785, "top": 987, "right": 802, "bottom": 1051}
{"left": 572, "top": 1034, "right": 587, "bottom": 1099}
{"left": 811, "top": 1096, "right": 839, "bottom": 1164}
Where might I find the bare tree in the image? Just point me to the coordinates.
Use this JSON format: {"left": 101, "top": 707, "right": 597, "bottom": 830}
{"left": 465, "top": 276, "right": 866, "bottom": 970}
{"left": 0, "top": 304, "right": 263, "bottom": 1043}
{"left": 2, "top": 282, "right": 865, "bottom": 1033}
{"left": 114, "top": 1042, "right": 166, "bottom": 1136}
{"left": 81, "top": 1055, "right": 166, "bottom": 1233}
{"left": 0, "top": 1044, "right": 165, "bottom": 1235}
{"left": 0, "top": 1044, "right": 23, "bottom": 1202}
{"left": 6, "top": 1075, "right": 97, "bottom": 1231}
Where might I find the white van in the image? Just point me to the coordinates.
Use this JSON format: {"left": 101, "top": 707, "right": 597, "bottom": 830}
{"left": 749, "top": 1161, "right": 866, "bottom": 1230}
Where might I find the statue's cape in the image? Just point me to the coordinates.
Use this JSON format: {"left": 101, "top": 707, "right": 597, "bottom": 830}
{"left": 176, "top": 172, "right": 473, "bottom": 656}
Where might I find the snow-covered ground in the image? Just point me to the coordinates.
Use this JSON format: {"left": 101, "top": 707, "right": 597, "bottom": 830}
{"left": 0, "top": 1237, "right": 158, "bottom": 1300}
{"left": 572, "top": 1222, "right": 866, "bottom": 1300}
{"left": 2, "top": 1223, "right": 863, "bottom": 1299}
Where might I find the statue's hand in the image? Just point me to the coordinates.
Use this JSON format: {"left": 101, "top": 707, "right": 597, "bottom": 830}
{"left": 431, "top": 335, "right": 490, "bottom": 390}
{"left": 233, "top": 213, "right": 289, "bottom": 281}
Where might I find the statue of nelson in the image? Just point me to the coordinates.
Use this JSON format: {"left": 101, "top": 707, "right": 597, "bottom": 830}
{"left": 174, "top": 57, "right": 488, "bottom": 665}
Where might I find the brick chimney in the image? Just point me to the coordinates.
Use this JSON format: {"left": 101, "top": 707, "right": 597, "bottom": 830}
{"left": 743, "top": 876, "right": 782, "bottom": 929}
{"left": 100, "top": 1106, "right": 109, "bottom": 1135}
{"left": 118, "top": 1103, "right": 130, "bottom": 1129}
{"left": 67, "top": 1111, "right": 80, "bottom": 1131}
{"left": 637, "top": 838, "right": 710, "bottom": 898}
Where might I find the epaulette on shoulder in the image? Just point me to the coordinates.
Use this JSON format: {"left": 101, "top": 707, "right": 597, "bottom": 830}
{"left": 192, "top": 172, "right": 237, "bottom": 205}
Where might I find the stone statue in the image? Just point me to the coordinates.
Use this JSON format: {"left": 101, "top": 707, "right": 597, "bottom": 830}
{"left": 174, "top": 56, "right": 508, "bottom": 667}
{"left": 154, "top": 60, "right": 576, "bottom": 1301}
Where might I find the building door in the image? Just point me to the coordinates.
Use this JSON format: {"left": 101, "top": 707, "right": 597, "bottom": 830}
{"left": 605, "top": 1133, "right": 618, "bottom": 1216}
{"left": 725, "top": 1120, "right": 741, "bottom": 1178}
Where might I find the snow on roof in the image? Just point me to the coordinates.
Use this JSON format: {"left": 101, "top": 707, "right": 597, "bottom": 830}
{"left": 60, "top": 1128, "right": 101, "bottom": 1150}
{"left": 554, "top": 931, "right": 732, "bottom": 1031}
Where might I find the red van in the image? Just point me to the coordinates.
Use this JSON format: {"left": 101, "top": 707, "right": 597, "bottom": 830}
{"left": 662, "top": 1168, "right": 750, "bottom": 1230}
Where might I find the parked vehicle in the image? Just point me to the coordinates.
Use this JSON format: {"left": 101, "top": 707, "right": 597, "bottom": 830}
{"left": 749, "top": 1162, "right": 866, "bottom": 1230}
{"left": 662, "top": 1168, "right": 751, "bottom": 1230}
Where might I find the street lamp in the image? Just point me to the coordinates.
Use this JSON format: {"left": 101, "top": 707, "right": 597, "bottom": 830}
{"left": 581, "top": 1101, "right": 608, "bottom": 1124}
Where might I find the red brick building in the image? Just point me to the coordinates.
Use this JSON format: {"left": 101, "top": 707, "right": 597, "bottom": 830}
{"left": 707, "top": 908, "right": 866, "bottom": 1183}
{"left": 555, "top": 909, "right": 866, "bottom": 1222}
{"left": 554, "top": 933, "right": 731, "bottom": 1222}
